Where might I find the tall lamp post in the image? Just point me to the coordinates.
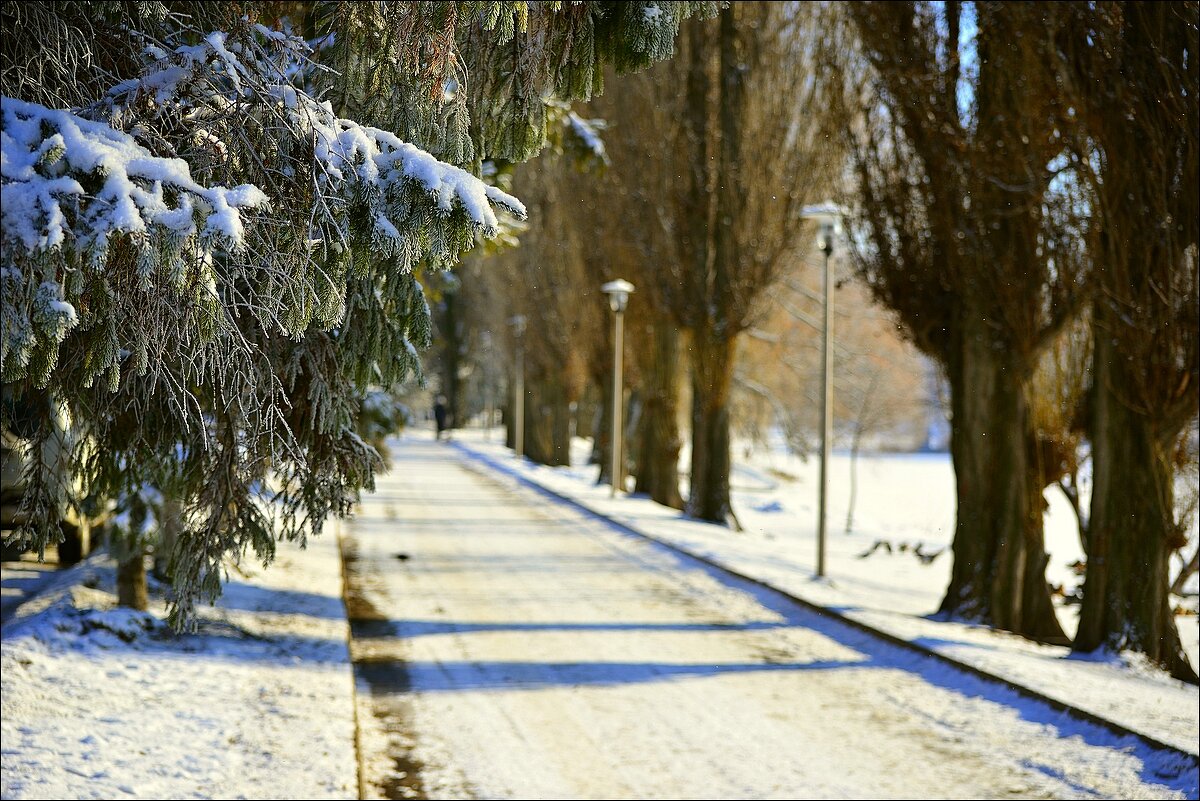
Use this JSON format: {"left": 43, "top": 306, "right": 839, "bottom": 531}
{"left": 801, "top": 203, "right": 844, "bottom": 579}
{"left": 508, "top": 315, "right": 526, "bottom": 459}
{"left": 601, "top": 280, "right": 635, "bottom": 498}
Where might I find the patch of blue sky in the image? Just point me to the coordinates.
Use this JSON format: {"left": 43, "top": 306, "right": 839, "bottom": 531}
{"left": 931, "top": 1, "right": 979, "bottom": 126}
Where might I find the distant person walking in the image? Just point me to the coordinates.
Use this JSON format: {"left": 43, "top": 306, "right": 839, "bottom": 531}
{"left": 434, "top": 396, "right": 448, "bottom": 441}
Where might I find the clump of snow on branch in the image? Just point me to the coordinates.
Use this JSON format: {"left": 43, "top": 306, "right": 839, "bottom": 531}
{"left": 309, "top": 115, "right": 526, "bottom": 234}
{"left": 1, "top": 96, "right": 268, "bottom": 385}
{"left": 105, "top": 26, "right": 525, "bottom": 237}
{"left": 567, "top": 112, "right": 609, "bottom": 165}
{"left": 1, "top": 96, "right": 268, "bottom": 255}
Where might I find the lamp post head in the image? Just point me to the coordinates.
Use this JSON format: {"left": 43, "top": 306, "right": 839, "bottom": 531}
{"left": 601, "top": 279, "right": 635, "bottom": 313}
{"left": 801, "top": 202, "right": 847, "bottom": 259}
{"left": 818, "top": 225, "right": 835, "bottom": 257}
{"left": 508, "top": 314, "right": 526, "bottom": 338}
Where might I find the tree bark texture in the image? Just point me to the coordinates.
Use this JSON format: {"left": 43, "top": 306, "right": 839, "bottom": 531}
{"left": 590, "top": 360, "right": 614, "bottom": 486}
{"left": 679, "top": 8, "right": 743, "bottom": 528}
{"left": 1058, "top": 3, "right": 1198, "bottom": 683}
{"left": 522, "top": 375, "right": 571, "bottom": 468}
{"left": 939, "top": 320, "right": 1068, "bottom": 644}
{"left": 688, "top": 335, "right": 735, "bottom": 525}
{"left": 633, "top": 322, "right": 684, "bottom": 510}
{"left": 438, "top": 285, "right": 466, "bottom": 429}
{"left": 503, "top": 400, "right": 514, "bottom": 451}
{"left": 1075, "top": 328, "right": 1196, "bottom": 683}
{"left": 152, "top": 497, "right": 182, "bottom": 582}
{"left": 117, "top": 551, "right": 148, "bottom": 611}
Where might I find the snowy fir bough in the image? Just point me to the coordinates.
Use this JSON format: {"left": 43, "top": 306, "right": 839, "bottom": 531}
{"left": 0, "top": 1, "right": 717, "bottom": 627}
{"left": 2, "top": 23, "right": 526, "bottom": 387}
{"left": 1, "top": 96, "right": 269, "bottom": 387}
{"left": 1, "top": 18, "right": 524, "bottom": 625}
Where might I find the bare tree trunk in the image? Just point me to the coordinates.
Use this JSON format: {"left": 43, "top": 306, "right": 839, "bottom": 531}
{"left": 845, "top": 425, "right": 863, "bottom": 534}
{"left": 634, "top": 322, "right": 684, "bottom": 509}
{"left": 688, "top": 336, "right": 737, "bottom": 526}
{"left": 153, "top": 497, "right": 181, "bottom": 582}
{"left": 523, "top": 375, "right": 571, "bottom": 467}
{"left": 438, "top": 284, "right": 466, "bottom": 429}
{"left": 592, "top": 365, "right": 614, "bottom": 486}
{"left": 117, "top": 550, "right": 148, "bottom": 611}
{"left": 680, "top": 8, "right": 744, "bottom": 530}
{"left": 845, "top": 370, "right": 879, "bottom": 534}
{"left": 939, "top": 324, "right": 1067, "bottom": 644}
{"left": 55, "top": 520, "right": 87, "bottom": 565}
{"left": 1057, "top": 4, "right": 1198, "bottom": 683}
{"left": 1075, "top": 329, "right": 1197, "bottom": 683}
{"left": 503, "top": 398, "right": 514, "bottom": 450}
{"left": 588, "top": 400, "right": 606, "bottom": 467}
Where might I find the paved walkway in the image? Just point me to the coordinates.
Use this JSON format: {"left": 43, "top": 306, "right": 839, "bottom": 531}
{"left": 344, "top": 440, "right": 1194, "bottom": 800}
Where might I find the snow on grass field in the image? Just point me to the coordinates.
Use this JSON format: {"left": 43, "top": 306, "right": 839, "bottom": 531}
{"left": 449, "top": 426, "right": 1200, "bottom": 756}
{"left": 725, "top": 439, "right": 1198, "bottom": 653}
{"left": 0, "top": 534, "right": 357, "bottom": 801}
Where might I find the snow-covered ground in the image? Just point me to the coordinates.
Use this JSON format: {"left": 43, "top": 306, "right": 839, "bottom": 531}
{"left": 449, "top": 426, "right": 1200, "bottom": 757}
{"left": 0, "top": 534, "right": 357, "bottom": 800}
{"left": 2, "top": 425, "right": 1194, "bottom": 800}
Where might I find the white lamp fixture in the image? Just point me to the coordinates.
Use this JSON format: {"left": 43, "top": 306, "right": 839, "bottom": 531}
{"left": 601, "top": 279, "right": 635, "bottom": 313}
{"left": 801, "top": 202, "right": 843, "bottom": 257}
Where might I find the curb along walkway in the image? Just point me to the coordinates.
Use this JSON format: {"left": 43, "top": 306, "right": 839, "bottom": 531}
{"left": 449, "top": 438, "right": 1200, "bottom": 766}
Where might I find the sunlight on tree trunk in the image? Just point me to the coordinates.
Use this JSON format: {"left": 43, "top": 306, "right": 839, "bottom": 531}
{"left": 1076, "top": 323, "right": 1197, "bottom": 682}
{"left": 688, "top": 336, "right": 737, "bottom": 527}
{"left": 117, "top": 551, "right": 148, "bottom": 612}
{"left": 941, "top": 330, "right": 1067, "bottom": 644}
{"left": 633, "top": 322, "right": 685, "bottom": 510}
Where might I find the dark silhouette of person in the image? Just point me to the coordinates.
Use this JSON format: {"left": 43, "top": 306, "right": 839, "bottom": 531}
{"left": 434, "top": 395, "right": 448, "bottom": 440}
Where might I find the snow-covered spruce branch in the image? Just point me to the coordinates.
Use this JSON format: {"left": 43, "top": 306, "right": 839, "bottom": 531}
{"left": 2, "top": 21, "right": 526, "bottom": 627}
{"left": 0, "top": 95, "right": 269, "bottom": 386}
{"left": 1, "top": 23, "right": 525, "bottom": 389}
{"left": 100, "top": 24, "right": 526, "bottom": 234}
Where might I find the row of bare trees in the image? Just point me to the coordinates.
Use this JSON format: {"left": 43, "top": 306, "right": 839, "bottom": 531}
{"left": 451, "top": 2, "right": 840, "bottom": 523}
{"left": 825, "top": 1, "right": 1198, "bottom": 680}
{"left": 436, "top": 2, "right": 1198, "bottom": 682}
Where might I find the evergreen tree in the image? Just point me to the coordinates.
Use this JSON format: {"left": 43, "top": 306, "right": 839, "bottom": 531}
{"left": 0, "top": 0, "right": 718, "bottom": 626}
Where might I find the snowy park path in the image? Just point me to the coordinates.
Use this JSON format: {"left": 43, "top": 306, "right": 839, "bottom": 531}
{"left": 345, "top": 439, "right": 1196, "bottom": 800}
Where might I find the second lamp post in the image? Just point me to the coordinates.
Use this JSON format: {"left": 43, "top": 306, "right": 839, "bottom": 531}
{"left": 801, "top": 203, "right": 843, "bottom": 579}
{"left": 601, "top": 280, "right": 634, "bottom": 498}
